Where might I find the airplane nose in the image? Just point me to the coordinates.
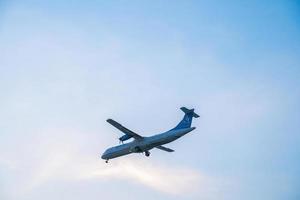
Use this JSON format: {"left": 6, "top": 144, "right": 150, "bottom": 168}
{"left": 101, "top": 150, "right": 110, "bottom": 160}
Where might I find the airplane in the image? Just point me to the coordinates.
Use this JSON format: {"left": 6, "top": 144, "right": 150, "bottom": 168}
{"left": 101, "top": 107, "right": 199, "bottom": 163}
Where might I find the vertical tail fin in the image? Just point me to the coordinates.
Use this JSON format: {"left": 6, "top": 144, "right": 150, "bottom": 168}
{"left": 172, "top": 107, "right": 199, "bottom": 130}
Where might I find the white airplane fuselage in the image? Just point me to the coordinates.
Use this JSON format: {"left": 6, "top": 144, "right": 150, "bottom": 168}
{"left": 101, "top": 127, "right": 195, "bottom": 160}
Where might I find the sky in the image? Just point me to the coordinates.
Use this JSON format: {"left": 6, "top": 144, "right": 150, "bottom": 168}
{"left": 0, "top": 0, "right": 300, "bottom": 200}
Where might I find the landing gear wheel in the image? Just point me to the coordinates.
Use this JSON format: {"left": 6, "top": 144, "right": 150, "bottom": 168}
{"left": 105, "top": 160, "right": 109, "bottom": 163}
{"left": 145, "top": 151, "right": 150, "bottom": 157}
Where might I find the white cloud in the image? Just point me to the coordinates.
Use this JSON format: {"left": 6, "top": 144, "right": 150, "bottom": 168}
{"left": 0, "top": 129, "right": 225, "bottom": 199}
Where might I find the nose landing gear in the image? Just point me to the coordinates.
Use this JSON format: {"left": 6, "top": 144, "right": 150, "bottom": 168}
{"left": 105, "top": 159, "right": 109, "bottom": 163}
{"left": 145, "top": 151, "right": 150, "bottom": 157}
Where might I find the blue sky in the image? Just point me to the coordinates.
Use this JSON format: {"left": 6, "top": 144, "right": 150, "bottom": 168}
{"left": 0, "top": 1, "right": 300, "bottom": 200}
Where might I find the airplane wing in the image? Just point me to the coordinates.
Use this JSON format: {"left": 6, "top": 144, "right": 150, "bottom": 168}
{"left": 106, "top": 119, "right": 143, "bottom": 140}
{"left": 156, "top": 145, "right": 174, "bottom": 152}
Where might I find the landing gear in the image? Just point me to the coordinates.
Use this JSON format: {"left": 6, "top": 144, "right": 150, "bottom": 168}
{"left": 105, "top": 159, "right": 109, "bottom": 163}
{"left": 145, "top": 151, "right": 150, "bottom": 157}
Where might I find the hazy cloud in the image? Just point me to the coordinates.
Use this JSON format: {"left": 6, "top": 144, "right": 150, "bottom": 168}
{"left": 0, "top": 129, "right": 225, "bottom": 199}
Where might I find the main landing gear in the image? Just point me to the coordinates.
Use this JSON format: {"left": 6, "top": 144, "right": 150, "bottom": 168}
{"left": 145, "top": 151, "right": 150, "bottom": 157}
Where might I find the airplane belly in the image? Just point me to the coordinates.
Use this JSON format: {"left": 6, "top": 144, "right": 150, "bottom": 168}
{"left": 147, "top": 134, "right": 179, "bottom": 148}
{"left": 107, "top": 148, "right": 131, "bottom": 159}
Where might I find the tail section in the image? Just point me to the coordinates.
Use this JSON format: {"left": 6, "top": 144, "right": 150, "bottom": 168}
{"left": 172, "top": 107, "right": 199, "bottom": 130}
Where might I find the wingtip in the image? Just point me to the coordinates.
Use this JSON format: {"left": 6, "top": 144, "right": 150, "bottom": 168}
{"left": 106, "top": 119, "right": 114, "bottom": 123}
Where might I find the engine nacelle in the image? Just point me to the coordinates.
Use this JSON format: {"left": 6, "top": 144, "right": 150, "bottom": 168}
{"left": 119, "top": 134, "right": 132, "bottom": 142}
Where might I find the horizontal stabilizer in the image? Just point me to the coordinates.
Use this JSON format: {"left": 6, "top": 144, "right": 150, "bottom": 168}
{"left": 156, "top": 145, "right": 174, "bottom": 152}
{"left": 180, "top": 107, "right": 200, "bottom": 118}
